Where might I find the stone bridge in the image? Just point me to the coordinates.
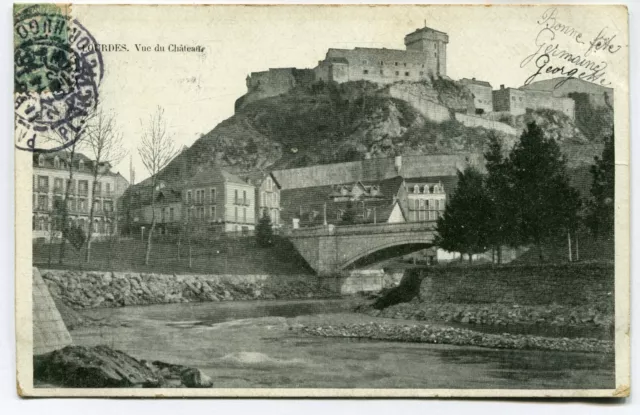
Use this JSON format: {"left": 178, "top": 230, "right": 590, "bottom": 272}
{"left": 288, "top": 222, "right": 437, "bottom": 275}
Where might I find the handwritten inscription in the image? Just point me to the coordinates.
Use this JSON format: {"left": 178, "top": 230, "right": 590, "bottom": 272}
{"left": 520, "top": 7, "right": 621, "bottom": 89}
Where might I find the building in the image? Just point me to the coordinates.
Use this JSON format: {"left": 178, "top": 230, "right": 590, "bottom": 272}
{"left": 522, "top": 88, "right": 575, "bottom": 119}
{"left": 314, "top": 26, "right": 448, "bottom": 85}
{"left": 32, "top": 151, "right": 129, "bottom": 241}
{"left": 183, "top": 166, "right": 257, "bottom": 234}
{"left": 280, "top": 176, "right": 408, "bottom": 227}
{"left": 492, "top": 84, "right": 527, "bottom": 115}
{"left": 272, "top": 154, "right": 481, "bottom": 190}
{"left": 251, "top": 172, "right": 282, "bottom": 228}
{"left": 405, "top": 181, "right": 447, "bottom": 222}
{"left": 459, "top": 78, "right": 493, "bottom": 114}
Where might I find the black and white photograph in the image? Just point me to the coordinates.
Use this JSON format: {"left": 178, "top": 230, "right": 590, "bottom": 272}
{"left": 13, "top": 3, "right": 630, "bottom": 398}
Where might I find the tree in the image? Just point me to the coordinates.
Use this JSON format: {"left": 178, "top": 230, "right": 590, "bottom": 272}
{"left": 435, "top": 166, "right": 494, "bottom": 263}
{"left": 507, "top": 122, "right": 581, "bottom": 261}
{"left": 483, "top": 132, "right": 514, "bottom": 263}
{"left": 138, "top": 106, "right": 178, "bottom": 265}
{"left": 256, "top": 210, "right": 274, "bottom": 247}
{"left": 83, "top": 109, "right": 126, "bottom": 263}
{"left": 586, "top": 133, "right": 615, "bottom": 238}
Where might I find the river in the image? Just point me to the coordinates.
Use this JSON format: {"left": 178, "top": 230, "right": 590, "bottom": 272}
{"left": 70, "top": 299, "right": 615, "bottom": 389}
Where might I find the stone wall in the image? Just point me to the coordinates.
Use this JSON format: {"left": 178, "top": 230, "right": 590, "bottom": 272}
{"left": 387, "top": 83, "right": 451, "bottom": 123}
{"left": 413, "top": 263, "right": 614, "bottom": 308}
{"left": 39, "top": 268, "right": 400, "bottom": 309}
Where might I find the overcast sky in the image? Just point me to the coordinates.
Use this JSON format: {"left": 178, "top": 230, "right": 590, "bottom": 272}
{"left": 71, "top": 5, "right": 627, "bottom": 182}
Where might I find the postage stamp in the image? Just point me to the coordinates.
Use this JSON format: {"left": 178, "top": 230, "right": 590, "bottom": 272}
{"left": 14, "top": 4, "right": 103, "bottom": 152}
{"left": 14, "top": 3, "right": 630, "bottom": 398}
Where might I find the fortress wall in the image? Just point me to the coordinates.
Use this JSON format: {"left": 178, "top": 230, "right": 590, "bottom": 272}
{"left": 388, "top": 84, "right": 451, "bottom": 123}
{"left": 454, "top": 113, "right": 517, "bottom": 136}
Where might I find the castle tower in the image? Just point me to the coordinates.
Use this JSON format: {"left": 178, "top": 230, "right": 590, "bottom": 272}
{"left": 404, "top": 26, "right": 449, "bottom": 77}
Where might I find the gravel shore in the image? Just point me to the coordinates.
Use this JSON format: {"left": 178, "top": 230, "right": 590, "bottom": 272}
{"left": 300, "top": 321, "right": 613, "bottom": 353}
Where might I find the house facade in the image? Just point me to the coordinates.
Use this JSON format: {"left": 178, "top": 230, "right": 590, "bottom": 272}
{"left": 32, "top": 152, "right": 129, "bottom": 241}
{"left": 405, "top": 181, "right": 447, "bottom": 222}
{"left": 253, "top": 173, "right": 282, "bottom": 227}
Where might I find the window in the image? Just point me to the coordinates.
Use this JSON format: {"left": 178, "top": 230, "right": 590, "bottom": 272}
{"left": 511, "top": 96, "right": 515, "bottom": 101}
{"left": 54, "top": 177, "right": 63, "bottom": 193}
{"left": 54, "top": 157, "right": 60, "bottom": 169}
{"left": 186, "top": 190, "right": 192, "bottom": 204}
{"left": 199, "top": 206, "right": 205, "bottom": 219}
{"left": 234, "top": 206, "right": 238, "bottom": 222}
{"left": 363, "top": 70, "right": 369, "bottom": 75}
{"left": 434, "top": 52, "right": 437, "bottom": 57}
{"left": 362, "top": 59, "right": 368, "bottom": 64}
{"left": 78, "top": 180, "right": 88, "bottom": 196}
{"left": 93, "top": 200, "right": 101, "bottom": 213}
{"left": 413, "top": 185, "right": 420, "bottom": 194}
{"left": 209, "top": 205, "right": 216, "bottom": 219}
{"left": 380, "top": 70, "right": 384, "bottom": 75}
{"left": 79, "top": 160, "right": 84, "bottom": 171}
{"left": 210, "top": 188, "right": 216, "bottom": 203}
{"left": 106, "top": 183, "right": 111, "bottom": 194}
{"left": 234, "top": 189, "right": 239, "bottom": 204}
{"left": 37, "top": 195, "right": 48, "bottom": 210}
{"left": 419, "top": 71, "right": 424, "bottom": 76}
{"left": 243, "top": 207, "right": 247, "bottom": 223}
{"left": 170, "top": 207, "right": 175, "bottom": 221}
{"left": 379, "top": 60, "right": 384, "bottom": 65}
{"left": 38, "top": 155, "right": 44, "bottom": 166}
{"left": 403, "top": 63, "right": 407, "bottom": 67}
{"left": 405, "top": 72, "right": 410, "bottom": 76}
{"left": 261, "top": 192, "right": 266, "bottom": 207}
{"left": 419, "top": 199, "right": 425, "bottom": 210}
{"left": 243, "top": 190, "right": 247, "bottom": 205}
{"left": 78, "top": 199, "right": 86, "bottom": 212}
{"left": 394, "top": 62, "right": 398, "bottom": 66}
{"left": 104, "top": 201, "right": 113, "bottom": 212}
{"left": 395, "top": 71, "right": 399, "bottom": 76}
{"left": 38, "top": 176, "right": 49, "bottom": 191}
{"left": 274, "top": 192, "right": 278, "bottom": 206}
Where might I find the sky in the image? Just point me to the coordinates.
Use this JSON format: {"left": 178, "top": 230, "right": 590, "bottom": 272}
{"left": 69, "top": 4, "right": 628, "bottom": 182}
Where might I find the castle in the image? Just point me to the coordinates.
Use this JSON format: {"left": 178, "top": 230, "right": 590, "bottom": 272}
{"left": 239, "top": 26, "right": 614, "bottom": 124}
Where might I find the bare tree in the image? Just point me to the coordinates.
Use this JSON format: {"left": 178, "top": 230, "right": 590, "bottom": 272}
{"left": 82, "top": 109, "right": 127, "bottom": 263}
{"left": 56, "top": 135, "right": 82, "bottom": 265}
{"left": 138, "top": 106, "right": 178, "bottom": 265}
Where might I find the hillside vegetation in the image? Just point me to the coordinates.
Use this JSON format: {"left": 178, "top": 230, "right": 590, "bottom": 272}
{"left": 147, "top": 79, "right": 609, "bottom": 186}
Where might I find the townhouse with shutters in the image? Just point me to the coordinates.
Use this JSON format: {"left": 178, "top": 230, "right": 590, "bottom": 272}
{"left": 32, "top": 152, "right": 129, "bottom": 241}
{"left": 126, "top": 165, "right": 282, "bottom": 236}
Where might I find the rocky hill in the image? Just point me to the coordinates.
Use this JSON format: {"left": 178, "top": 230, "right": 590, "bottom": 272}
{"left": 148, "top": 79, "right": 609, "bottom": 186}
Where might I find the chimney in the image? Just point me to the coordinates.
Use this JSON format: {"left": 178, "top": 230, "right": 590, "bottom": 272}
{"left": 394, "top": 155, "right": 402, "bottom": 175}
{"left": 472, "top": 77, "right": 476, "bottom": 81}
{"left": 500, "top": 84, "right": 505, "bottom": 90}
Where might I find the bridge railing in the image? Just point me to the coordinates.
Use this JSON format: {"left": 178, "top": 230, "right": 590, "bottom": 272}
{"left": 288, "top": 221, "right": 438, "bottom": 237}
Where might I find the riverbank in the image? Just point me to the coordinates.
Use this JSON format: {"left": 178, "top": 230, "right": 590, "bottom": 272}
{"left": 40, "top": 269, "right": 340, "bottom": 309}
{"left": 358, "top": 263, "right": 615, "bottom": 334}
{"left": 69, "top": 305, "right": 614, "bottom": 389}
{"left": 298, "top": 320, "right": 613, "bottom": 354}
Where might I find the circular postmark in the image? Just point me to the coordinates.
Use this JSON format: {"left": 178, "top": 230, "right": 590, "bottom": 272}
{"left": 14, "top": 5, "right": 104, "bottom": 152}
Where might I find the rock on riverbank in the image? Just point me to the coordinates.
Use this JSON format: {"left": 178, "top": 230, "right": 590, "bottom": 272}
{"left": 362, "top": 301, "right": 613, "bottom": 329}
{"left": 34, "top": 345, "right": 213, "bottom": 388}
{"left": 41, "top": 269, "right": 338, "bottom": 309}
{"left": 300, "top": 322, "right": 613, "bottom": 354}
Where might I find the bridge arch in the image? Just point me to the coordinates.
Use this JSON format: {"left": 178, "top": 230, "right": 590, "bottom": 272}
{"left": 339, "top": 238, "right": 435, "bottom": 270}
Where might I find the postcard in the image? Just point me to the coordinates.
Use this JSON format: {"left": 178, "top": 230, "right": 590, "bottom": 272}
{"left": 15, "top": 3, "right": 629, "bottom": 397}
